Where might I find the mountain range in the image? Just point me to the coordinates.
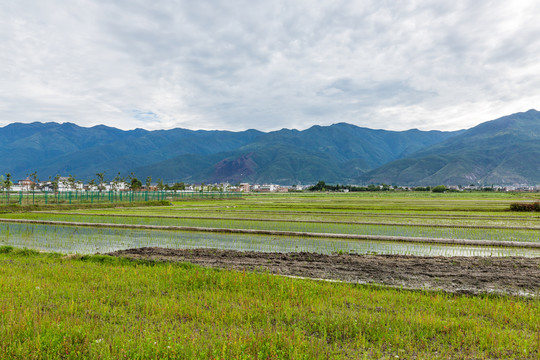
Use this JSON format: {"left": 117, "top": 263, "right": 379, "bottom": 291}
{"left": 362, "top": 109, "right": 540, "bottom": 185}
{"left": 1, "top": 109, "right": 539, "bottom": 185}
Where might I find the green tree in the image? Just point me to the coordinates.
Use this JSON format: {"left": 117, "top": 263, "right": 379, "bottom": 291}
{"left": 145, "top": 176, "right": 152, "bottom": 190}
{"left": 67, "top": 175, "right": 77, "bottom": 191}
{"left": 96, "top": 172, "right": 106, "bottom": 192}
{"left": 112, "top": 172, "right": 123, "bottom": 191}
{"left": 0, "top": 175, "right": 4, "bottom": 204}
{"left": 156, "top": 178, "right": 165, "bottom": 191}
{"left": 171, "top": 182, "right": 185, "bottom": 191}
{"left": 309, "top": 181, "right": 326, "bottom": 191}
{"left": 88, "top": 179, "right": 96, "bottom": 191}
{"left": 50, "top": 174, "right": 60, "bottom": 193}
{"left": 130, "top": 177, "right": 142, "bottom": 190}
{"left": 4, "top": 173, "right": 12, "bottom": 204}
{"left": 28, "top": 171, "right": 38, "bottom": 204}
{"left": 431, "top": 185, "right": 446, "bottom": 193}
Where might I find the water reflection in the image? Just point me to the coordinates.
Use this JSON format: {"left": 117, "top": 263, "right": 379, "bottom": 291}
{"left": 1, "top": 223, "right": 539, "bottom": 257}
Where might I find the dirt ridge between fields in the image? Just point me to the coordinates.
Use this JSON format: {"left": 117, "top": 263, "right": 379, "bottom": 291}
{"left": 107, "top": 247, "right": 540, "bottom": 297}
{"left": 34, "top": 211, "right": 540, "bottom": 230}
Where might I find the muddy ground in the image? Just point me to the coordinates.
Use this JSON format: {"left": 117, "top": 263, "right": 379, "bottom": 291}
{"left": 108, "top": 247, "right": 540, "bottom": 296}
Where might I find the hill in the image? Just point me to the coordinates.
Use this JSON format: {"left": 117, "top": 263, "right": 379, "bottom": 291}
{"left": 362, "top": 109, "right": 540, "bottom": 185}
{"left": 0, "top": 122, "right": 262, "bottom": 181}
{"left": 133, "top": 124, "right": 459, "bottom": 184}
{"left": 0, "top": 121, "right": 457, "bottom": 184}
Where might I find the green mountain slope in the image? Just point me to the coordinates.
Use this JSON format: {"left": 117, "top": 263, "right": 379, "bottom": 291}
{"left": 0, "top": 122, "right": 262, "bottom": 180}
{"left": 133, "top": 125, "right": 458, "bottom": 184}
{"left": 6, "top": 110, "right": 540, "bottom": 186}
{"left": 362, "top": 109, "right": 540, "bottom": 185}
{"left": 1, "top": 121, "right": 458, "bottom": 184}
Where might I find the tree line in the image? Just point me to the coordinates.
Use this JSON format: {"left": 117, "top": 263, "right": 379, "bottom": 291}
{"left": 307, "top": 181, "right": 494, "bottom": 193}
{"left": 0, "top": 172, "right": 187, "bottom": 192}
{"left": 308, "top": 181, "right": 393, "bottom": 192}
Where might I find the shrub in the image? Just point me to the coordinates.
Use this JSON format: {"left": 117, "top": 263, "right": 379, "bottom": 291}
{"left": 431, "top": 185, "right": 447, "bottom": 193}
{"left": 509, "top": 202, "right": 540, "bottom": 211}
{"left": 0, "top": 246, "right": 14, "bottom": 254}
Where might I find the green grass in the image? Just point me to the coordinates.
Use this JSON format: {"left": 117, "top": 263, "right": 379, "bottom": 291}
{"left": 0, "top": 248, "right": 538, "bottom": 359}
{"left": 0, "top": 200, "right": 172, "bottom": 214}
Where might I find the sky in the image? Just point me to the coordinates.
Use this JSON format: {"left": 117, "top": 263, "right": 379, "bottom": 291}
{"left": 1, "top": 1, "right": 540, "bottom": 132}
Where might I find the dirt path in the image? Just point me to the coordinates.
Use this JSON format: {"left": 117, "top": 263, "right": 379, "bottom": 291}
{"left": 108, "top": 247, "right": 540, "bottom": 296}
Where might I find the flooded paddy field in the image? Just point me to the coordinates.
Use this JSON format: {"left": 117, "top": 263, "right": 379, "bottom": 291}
{"left": 1, "top": 191, "right": 539, "bottom": 296}
{"left": 1, "top": 192, "right": 540, "bottom": 256}
{"left": 1, "top": 222, "right": 539, "bottom": 257}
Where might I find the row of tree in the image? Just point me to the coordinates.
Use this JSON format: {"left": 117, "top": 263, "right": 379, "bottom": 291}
{"left": 0, "top": 172, "right": 187, "bottom": 192}
{"left": 308, "top": 181, "right": 393, "bottom": 192}
{"left": 308, "top": 182, "right": 500, "bottom": 193}
{"left": 0, "top": 174, "right": 13, "bottom": 201}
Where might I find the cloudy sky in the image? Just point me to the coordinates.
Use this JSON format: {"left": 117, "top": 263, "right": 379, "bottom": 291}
{"left": 1, "top": 1, "right": 540, "bottom": 132}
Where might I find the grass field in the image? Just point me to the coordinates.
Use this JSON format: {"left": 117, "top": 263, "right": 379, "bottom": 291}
{"left": 0, "top": 246, "right": 538, "bottom": 359}
{"left": 0, "top": 192, "right": 539, "bottom": 358}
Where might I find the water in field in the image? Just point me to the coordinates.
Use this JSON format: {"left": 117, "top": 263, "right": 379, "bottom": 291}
{"left": 1, "top": 223, "right": 539, "bottom": 257}
{"left": 5, "top": 212, "right": 540, "bottom": 243}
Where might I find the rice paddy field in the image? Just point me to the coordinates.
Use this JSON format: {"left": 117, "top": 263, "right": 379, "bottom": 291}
{"left": 1, "top": 191, "right": 540, "bottom": 256}
{"left": 0, "top": 191, "right": 539, "bottom": 358}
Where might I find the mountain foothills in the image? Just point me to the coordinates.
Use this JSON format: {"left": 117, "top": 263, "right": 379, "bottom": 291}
{"left": 0, "top": 109, "right": 539, "bottom": 185}
{"left": 362, "top": 109, "right": 540, "bottom": 186}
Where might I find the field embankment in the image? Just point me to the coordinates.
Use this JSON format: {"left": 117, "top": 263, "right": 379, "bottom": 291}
{"left": 109, "top": 247, "right": 540, "bottom": 297}
{"left": 0, "top": 200, "right": 171, "bottom": 213}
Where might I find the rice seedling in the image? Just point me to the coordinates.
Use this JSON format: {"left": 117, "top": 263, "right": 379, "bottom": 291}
{"left": 1, "top": 222, "right": 539, "bottom": 257}
{"left": 3, "top": 211, "right": 540, "bottom": 244}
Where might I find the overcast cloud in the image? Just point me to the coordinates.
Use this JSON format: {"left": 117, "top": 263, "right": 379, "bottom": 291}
{"left": 1, "top": 0, "right": 540, "bottom": 132}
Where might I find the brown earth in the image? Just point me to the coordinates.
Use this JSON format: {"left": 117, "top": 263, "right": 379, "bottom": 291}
{"left": 107, "top": 247, "right": 540, "bottom": 296}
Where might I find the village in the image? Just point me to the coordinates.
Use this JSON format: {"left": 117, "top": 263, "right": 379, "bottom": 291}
{"left": 0, "top": 175, "right": 302, "bottom": 193}
{"left": 1, "top": 174, "right": 539, "bottom": 194}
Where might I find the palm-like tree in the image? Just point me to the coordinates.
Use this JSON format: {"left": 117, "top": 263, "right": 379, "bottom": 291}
{"left": 5, "top": 173, "right": 12, "bottom": 204}
{"left": 96, "top": 172, "right": 106, "bottom": 192}
{"left": 28, "top": 171, "right": 38, "bottom": 204}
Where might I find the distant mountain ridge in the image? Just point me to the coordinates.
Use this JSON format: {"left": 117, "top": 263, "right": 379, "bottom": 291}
{"left": 362, "top": 109, "right": 540, "bottom": 185}
{"left": 1, "top": 109, "right": 539, "bottom": 185}
{"left": 134, "top": 123, "right": 461, "bottom": 184}
{"left": 0, "top": 121, "right": 457, "bottom": 184}
{"left": 0, "top": 122, "right": 263, "bottom": 182}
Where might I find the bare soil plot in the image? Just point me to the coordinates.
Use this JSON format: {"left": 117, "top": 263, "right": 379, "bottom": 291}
{"left": 108, "top": 247, "right": 540, "bottom": 296}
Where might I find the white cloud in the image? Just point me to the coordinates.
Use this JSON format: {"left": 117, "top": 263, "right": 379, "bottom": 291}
{"left": 1, "top": 0, "right": 540, "bottom": 131}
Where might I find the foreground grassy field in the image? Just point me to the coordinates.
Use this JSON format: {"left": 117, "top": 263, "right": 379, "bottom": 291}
{"left": 1, "top": 192, "right": 539, "bottom": 358}
{"left": 0, "top": 246, "right": 538, "bottom": 359}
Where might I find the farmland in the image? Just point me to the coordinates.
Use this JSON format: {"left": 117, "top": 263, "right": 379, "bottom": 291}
{"left": 0, "top": 191, "right": 539, "bottom": 358}
{"left": 1, "top": 192, "right": 540, "bottom": 255}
